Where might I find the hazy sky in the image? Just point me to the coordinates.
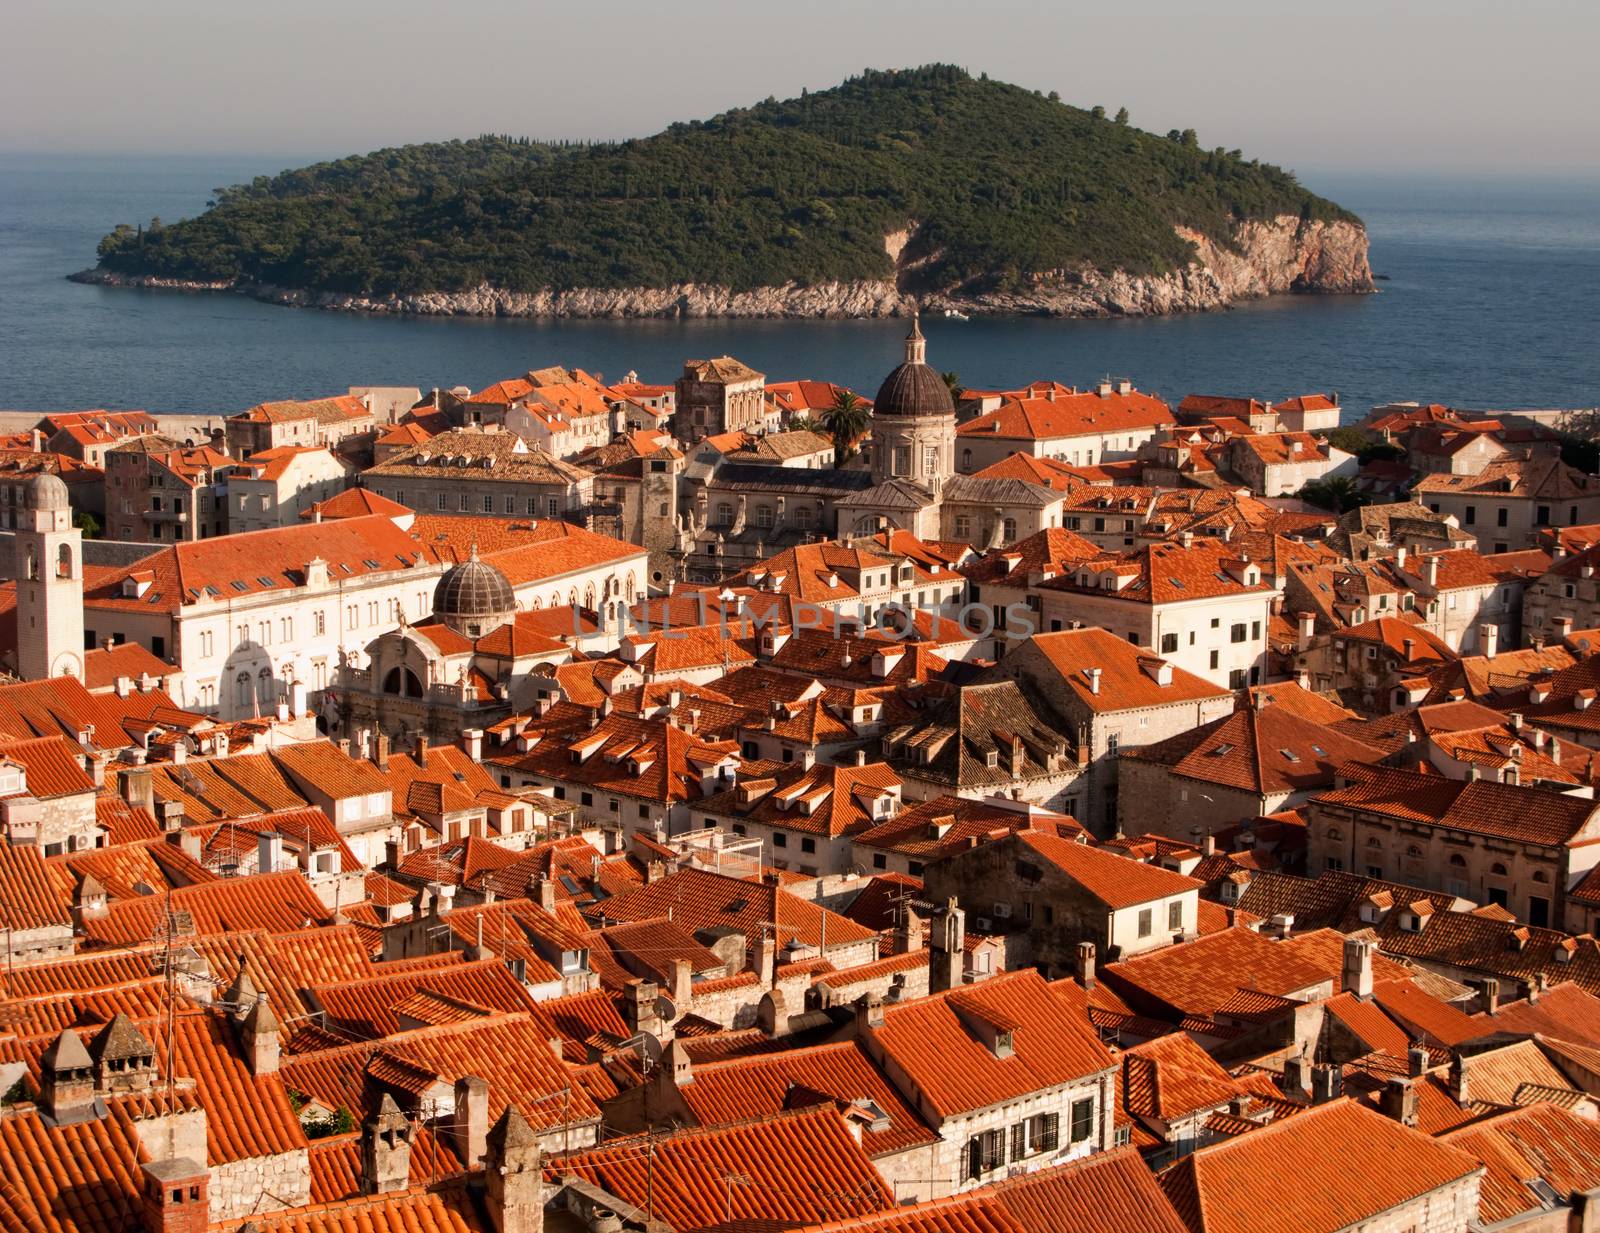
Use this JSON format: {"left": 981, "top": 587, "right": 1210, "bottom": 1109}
{"left": 4, "top": 0, "right": 1596, "bottom": 180}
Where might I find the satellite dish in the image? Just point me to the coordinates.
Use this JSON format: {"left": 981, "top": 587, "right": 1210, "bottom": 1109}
{"left": 638, "top": 1032, "right": 664, "bottom": 1066}
{"left": 654, "top": 995, "right": 677, "bottom": 1024}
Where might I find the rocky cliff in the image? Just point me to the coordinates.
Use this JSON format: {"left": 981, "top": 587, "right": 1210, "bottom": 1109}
{"left": 73, "top": 215, "right": 1371, "bottom": 320}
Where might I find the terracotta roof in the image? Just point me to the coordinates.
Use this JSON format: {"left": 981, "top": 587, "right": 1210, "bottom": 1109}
{"left": 869, "top": 969, "right": 1115, "bottom": 1118}
{"left": 1120, "top": 1032, "right": 1243, "bottom": 1122}
{"left": 1124, "top": 703, "right": 1382, "bottom": 797}
{"left": 0, "top": 844, "right": 71, "bottom": 933}
{"left": 1442, "top": 1102, "right": 1600, "bottom": 1226}
{"left": 1023, "top": 627, "right": 1230, "bottom": 713}
{"left": 1015, "top": 830, "right": 1199, "bottom": 909}
{"left": 959, "top": 389, "right": 1174, "bottom": 441}
{"left": 78, "top": 869, "right": 334, "bottom": 947}
{"left": 590, "top": 866, "right": 876, "bottom": 953}
{"left": 306, "top": 957, "right": 536, "bottom": 1039}
{"left": 679, "top": 1039, "right": 937, "bottom": 1156}
{"left": 1157, "top": 1098, "right": 1480, "bottom": 1233}
{"left": 557, "top": 1105, "right": 890, "bottom": 1230}
{"left": 1101, "top": 927, "right": 1330, "bottom": 1021}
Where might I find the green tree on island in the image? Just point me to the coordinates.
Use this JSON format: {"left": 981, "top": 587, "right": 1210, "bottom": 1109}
{"left": 822, "top": 390, "right": 871, "bottom": 469}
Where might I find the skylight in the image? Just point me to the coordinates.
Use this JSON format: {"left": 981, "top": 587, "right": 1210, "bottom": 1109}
{"left": 231, "top": 580, "right": 249, "bottom": 592}
{"left": 1280, "top": 749, "right": 1301, "bottom": 762}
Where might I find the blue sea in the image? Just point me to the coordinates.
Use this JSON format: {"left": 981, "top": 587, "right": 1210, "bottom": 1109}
{"left": 1, "top": 152, "right": 1597, "bottom": 419}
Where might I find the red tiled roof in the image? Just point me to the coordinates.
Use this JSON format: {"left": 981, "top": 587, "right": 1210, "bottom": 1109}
{"left": 557, "top": 1106, "right": 892, "bottom": 1230}
{"left": 1015, "top": 830, "right": 1199, "bottom": 909}
{"left": 868, "top": 969, "right": 1115, "bottom": 1118}
{"left": 1101, "top": 927, "right": 1330, "bottom": 1021}
{"left": 959, "top": 389, "right": 1174, "bottom": 441}
{"left": 1024, "top": 627, "right": 1230, "bottom": 713}
{"left": 1157, "top": 1099, "right": 1480, "bottom": 1233}
{"left": 78, "top": 869, "right": 334, "bottom": 947}
{"left": 1442, "top": 1103, "right": 1600, "bottom": 1226}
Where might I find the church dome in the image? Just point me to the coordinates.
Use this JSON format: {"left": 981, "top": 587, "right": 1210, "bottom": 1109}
{"left": 432, "top": 546, "right": 516, "bottom": 636}
{"left": 872, "top": 315, "right": 955, "bottom": 419}
{"left": 24, "top": 474, "right": 69, "bottom": 511}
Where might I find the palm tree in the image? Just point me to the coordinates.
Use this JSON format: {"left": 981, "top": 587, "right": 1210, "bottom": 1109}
{"left": 1298, "top": 475, "right": 1363, "bottom": 513}
{"left": 941, "top": 371, "right": 965, "bottom": 402}
{"left": 822, "top": 390, "right": 870, "bottom": 469}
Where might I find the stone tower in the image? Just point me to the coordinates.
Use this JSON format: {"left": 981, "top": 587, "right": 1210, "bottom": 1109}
{"left": 869, "top": 314, "right": 957, "bottom": 494}
{"left": 639, "top": 444, "right": 686, "bottom": 590}
{"left": 485, "top": 1104, "right": 543, "bottom": 1233}
{"left": 15, "top": 474, "right": 84, "bottom": 681}
{"left": 929, "top": 896, "right": 966, "bottom": 994}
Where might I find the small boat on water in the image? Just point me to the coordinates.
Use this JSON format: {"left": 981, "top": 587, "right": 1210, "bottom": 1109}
{"left": 943, "top": 308, "right": 970, "bottom": 321}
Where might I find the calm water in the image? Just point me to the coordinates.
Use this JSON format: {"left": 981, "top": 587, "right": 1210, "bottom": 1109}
{"left": 2, "top": 152, "right": 1597, "bottom": 418}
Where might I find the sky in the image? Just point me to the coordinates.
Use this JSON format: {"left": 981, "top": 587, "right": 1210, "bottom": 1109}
{"left": 3, "top": 0, "right": 1596, "bottom": 181}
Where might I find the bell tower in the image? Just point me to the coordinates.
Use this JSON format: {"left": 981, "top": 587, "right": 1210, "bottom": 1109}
{"left": 14, "top": 475, "right": 84, "bottom": 681}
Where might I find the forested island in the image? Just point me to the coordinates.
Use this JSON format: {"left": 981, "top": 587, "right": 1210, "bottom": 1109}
{"left": 78, "top": 66, "right": 1373, "bottom": 319}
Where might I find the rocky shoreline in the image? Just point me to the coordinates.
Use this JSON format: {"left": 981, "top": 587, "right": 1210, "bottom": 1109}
{"left": 71, "top": 215, "right": 1372, "bottom": 321}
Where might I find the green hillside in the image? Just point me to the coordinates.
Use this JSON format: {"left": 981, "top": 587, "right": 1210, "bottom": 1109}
{"left": 91, "top": 66, "right": 1356, "bottom": 297}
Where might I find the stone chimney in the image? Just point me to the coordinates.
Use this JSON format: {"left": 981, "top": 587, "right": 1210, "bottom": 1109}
{"left": 462, "top": 729, "right": 484, "bottom": 762}
{"left": 1480, "top": 977, "right": 1500, "bottom": 1016}
{"left": 373, "top": 734, "right": 390, "bottom": 770}
{"left": 1379, "top": 1076, "right": 1418, "bottom": 1127}
{"left": 669, "top": 958, "right": 693, "bottom": 1009}
{"left": 139, "top": 1159, "right": 209, "bottom": 1233}
{"left": 1448, "top": 1054, "right": 1469, "bottom": 1104}
{"left": 485, "top": 1106, "right": 543, "bottom": 1233}
{"left": 1076, "top": 941, "right": 1096, "bottom": 992}
{"left": 620, "top": 979, "right": 661, "bottom": 1040}
{"left": 1310, "top": 1063, "right": 1343, "bottom": 1105}
{"left": 360, "top": 1094, "right": 414, "bottom": 1195}
{"left": 756, "top": 986, "right": 790, "bottom": 1038}
{"left": 39, "top": 1028, "right": 98, "bottom": 1124}
{"left": 239, "top": 993, "right": 281, "bottom": 1076}
{"left": 1342, "top": 936, "right": 1374, "bottom": 1001}
{"left": 1282, "top": 1052, "right": 1312, "bottom": 1101}
{"left": 1297, "top": 611, "right": 1316, "bottom": 652}
{"left": 451, "top": 1075, "right": 489, "bottom": 1166}
{"left": 854, "top": 990, "right": 885, "bottom": 1036}
{"left": 1479, "top": 623, "right": 1499, "bottom": 658}
{"left": 89, "top": 1013, "right": 157, "bottom": 1095}
{"left": 893, "top": 912, "right": 923, "bottom": 954}
{"left": 1408, "top": 1044, "right": 1429, "bottom": 1078}
{"left": 929, "top": 897, "right": 966, "bottom": 994}
{"left": 756, "top": 936, "right": 776, "bottom": 988}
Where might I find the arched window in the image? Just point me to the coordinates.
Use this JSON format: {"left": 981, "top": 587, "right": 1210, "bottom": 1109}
{"left": 1366, "top": 836, "right": 1383, "bottom": 849}
{"left": 584, "top": 583, "right": 597, "bottom": 610}
{"left": 1490, "top": 863, "right": 1508, "bottom": 877}
{"left": 961, "top": 448, "right": 972, "bottom": 470}
{"left": 56, "top": 543, "right": 73, "bottom": 579}
{"left": 382, "top": 667, "right": 423, "bottom": 698}
{"left": 1406, "top": 845, "right": 1423, "bottom": 858}
{"left": 1448, "top": 853, "right": 1467, "bottom": 867}
{"left": 235, "top": 673, "right": 252, "bottom": 709}
{"left": 257, "top": 667, "right": 274, "bottom": 703}
{"left": 1326, "top": 827, "right": 1342, "bottom": 841}
{"left": 1532, "top": 870, "right": 1550, "bottom": 883}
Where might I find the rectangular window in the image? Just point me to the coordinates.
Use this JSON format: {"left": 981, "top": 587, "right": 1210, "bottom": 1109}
{"left": 459, "top": 492, "right": 469, "bottom": 512}
{"left": 1465, "top": 505, "right": 1476, "bottom": 525}
{"left": 773, "top": 832, "right": 787, "bottom": 848}
{"left": 547, "top": 497, "right": 559, "bottom": 516}
{"left": 580, "top": 792, "right": 593, "bottom": 806}
{"left": 872, "top": 853, "right": 887, "bottom": 870}
{"left": 1209, "top": 650, "right": 1220, "bottom": 670}
{"left": 1137, "top": 908, "right": 1153, "bottom": 937}
{"left": 483, "top": 494, "right": 494, "bottom": 513}
{"left": 1167, "top": 900, "right": 1183, "bottom": 931}
{"left": 1160, "top": 632, "right": 1178, "bottom": 653}
{"left": 437, "top": 492, "right": 447, "bottom": 510}
{"left": 1010, "top": 1122, "right": 1027, "bottom": 1164}
{"left": 800, "top": 837, "right": 816, "bottom": 854}
{"left": 1230, "top": 623, "right": 1247, "bottom": 643}
{"left": 1070, "top": 1098, "right": 1094, "bottom": 1143}
{"left": 1030, "top": 1112, "right": 1060, "bottom": 1153}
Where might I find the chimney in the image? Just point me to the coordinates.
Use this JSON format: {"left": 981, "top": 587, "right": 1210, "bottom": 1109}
{"left": 373, "top": 734, "right": 390, "bottom": 770}
{"left": 621, "top": 979, "right": 661, "bottom": 1040}
{"left": 451, "top": 1075, "right": 489, "bottom": 1166}
{"left": 1180, "top": 530, "right": 1195, "bottom": 549}
{"left": 139, "top": 1159, "right": 209, "bottom": 1233}
{"left": 120, "top": 765, "right": 155, "bottom": 814}
{"left": 757, "top": 987, "right": 791, "bottom": 1038}
{"left": 893, "top": 911, "right": 923, "bottom": 954}
{"left": 257, "top": 831, "right": 283, "bottom": 876}
{"left": 1297, "top": 611, "right": 1316, "bottom": 653}
{"left": 1557, "top": 615, "right": 1575, "bottom": 640}
{"left": 39, "top": 1028, "right": 98, "bottom": 1124}
{"left": 854, "top": 990, "right": 885, "bottom": 1035}
{"left": 1076, "top": 941, "right": 1096, "bottom": 992}
{"left": 1480, "top": 977, "right": 1500, "bottom": 1016}
{"left": 360, "top": 1094, "right": 414, "bottom": 1195}
{"left": 929, "top": 897, "right": 966, "bottom": 994}
{"left": 535, "top": 878, "right": 556, "bottom": 912}
{"left": 1282, "top": 1052, "right": 1312, "bottom": 1100}
{"left": 756, "top": 936, "right": 776, "bottom": 988}
{"left": 670, "top": 957, "right": 692, "bottom": 1008}
{"left": 462, "top": 729, "right": 484, "bottom": 762}
{"left": 485, "top": 1107, "right": 543, "bottom": 1233}
{"left": 1402, "top": 637, "right": 1416, "bottom": 661}
{"left": 1086, "top": 667, "right": 1102, "bottom": 696}
{"left": 1379, "top": 1076, "right": 1418, "bottom": 1127}
{"left": 239, "top": 993, "right": 280, "bottom": 1076}
{"left": 1479, "top": 623, "right": 1499, "bottom": 658}
{"left": 1342, "top": 936, "right": 1374, "bottom": 1001}
{"left": 1310, "top": 1063, "right": 1343, "bottom": 1105}
{"left": 1408, "top": 1044, "right": 1429, "bottom": 1078}
{"left": 1448, "top": 1054, "right": 1469, "bottom": 1104}
{"left": 1423, "top": 555, "right": 1439, "bottom": 588}
{"left": 1202, "top": 833, "right": 1217, "bottom": 857}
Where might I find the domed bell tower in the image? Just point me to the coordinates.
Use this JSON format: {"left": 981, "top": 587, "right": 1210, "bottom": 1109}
{"left": 869, "top": 313, "right": 957, "bottom": 494}
{"left": 15, "top": 475, "right": 84, "bottom": 681}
